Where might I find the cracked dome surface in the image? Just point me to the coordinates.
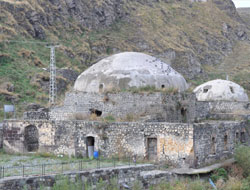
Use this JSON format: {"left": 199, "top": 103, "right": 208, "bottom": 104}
{"left": 193, "top": 79, "right": 249, "bottom": 102}
{"left": 74, "top": 52, "right": 188, "bottom": 93}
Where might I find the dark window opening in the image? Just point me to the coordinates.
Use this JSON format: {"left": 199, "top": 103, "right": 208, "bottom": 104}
{"left": 203, "top": 88, "right": 209, "bottom": 93}
{"left": 236, "top": 132, "right": 239, "bottom": 143}
{"left": 181, "top": 108, "right": 187, "bottom": 122}
{"left": 161, "top": 85, "right": 165, "bottom": 89}
{"left": 89, "top": 109, "right": 102, "bottom": 117}
{"left": 99, "top": 84, "right": 104, "bottom": 93}
{"left": 211, "top": 137, "right": 216, "bottom": 155}
{"left": 24, "top": 125, "right": 39, "bottom": 152}
{"left": 224, "top": 135, "right": 228, "bottom": 151}
{"left": 230, "top": 86, "right": 234, "bottom": 94}
{"left": 240, "top": 132, "right": 246, "bottom": 143}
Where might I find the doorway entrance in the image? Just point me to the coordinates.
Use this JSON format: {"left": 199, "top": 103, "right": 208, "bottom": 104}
{"left": 24, "top": 125, "right": 39, "bottom": 152}
{"left": 147, "top": 138, "right": 157, "bottom": 160}
{"left": 86, "top": 136, "right": 95, "bottom": 158}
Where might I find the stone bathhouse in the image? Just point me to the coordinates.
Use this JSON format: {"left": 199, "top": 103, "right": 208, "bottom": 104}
{"left": 1, "top": 52, "right": 250, "bottom": 169}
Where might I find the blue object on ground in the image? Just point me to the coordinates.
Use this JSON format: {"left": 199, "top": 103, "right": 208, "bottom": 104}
{"left": 93, "top": 151, "right": 99, "bottom": 159}
{"left": 209, "top": 178, "right": 217, "bottom": 190}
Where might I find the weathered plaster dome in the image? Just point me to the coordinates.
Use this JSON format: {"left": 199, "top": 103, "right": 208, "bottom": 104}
{"left": 74, "top": 52, "right": 188, "bottom": 92}
{"left": 193, "top": 79, "right": 249, "bottom": 102}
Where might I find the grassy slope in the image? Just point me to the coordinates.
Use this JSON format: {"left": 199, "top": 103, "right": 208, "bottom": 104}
{"left": 0, "top": 1, "right": 249, "bottom": 119}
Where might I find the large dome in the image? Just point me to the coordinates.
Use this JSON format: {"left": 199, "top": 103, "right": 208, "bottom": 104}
{"left": 193, "top": 79, "right": 249, "bottom": 102}
{"left": 74, "top": 52, "right": 188, "bottom": 92}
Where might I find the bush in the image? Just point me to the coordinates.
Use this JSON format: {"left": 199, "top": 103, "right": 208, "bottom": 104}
{"left": 211, "top": 168, "right": 228, "bottom": 182}
{"left": 234, "top": 145, "right": 250, "bottom": 177}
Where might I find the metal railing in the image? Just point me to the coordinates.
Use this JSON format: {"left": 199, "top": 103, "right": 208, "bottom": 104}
{"left": 0, "top": 157, "right": 136, "bottom": 179}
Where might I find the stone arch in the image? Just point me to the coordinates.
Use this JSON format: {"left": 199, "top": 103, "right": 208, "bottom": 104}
{"left": 24, "top": 125, "right": 39, "bottom": 152}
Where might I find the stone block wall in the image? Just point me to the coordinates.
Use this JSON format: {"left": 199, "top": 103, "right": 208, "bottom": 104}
{"left": 3, "top": 119, "right": 249, "bottom": 168}
{"left": 2, "top": 120, "right": 55, "bottom": 154}
{"left": 3, "top": 120, "right": 194, "bottom": 167}
{"left": 0, "top": 164, "right": 161, "bottom": 190}
{"left": 193, "top": 121, "right": 249, "bottom": 168}
{"left": 23, "top": 111, "right": 49, "bottom": 120}
{"left": 50, "top": 92, "right": 196, "bottom": 123}
{"left": 195, "top": 101, "right": 250, "bottom": 121}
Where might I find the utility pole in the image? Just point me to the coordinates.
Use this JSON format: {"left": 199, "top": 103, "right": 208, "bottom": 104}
{"left": 46, "top": 44, "right": 60, "bottom": 106}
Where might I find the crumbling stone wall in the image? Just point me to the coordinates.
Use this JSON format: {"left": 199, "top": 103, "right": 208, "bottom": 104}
{"left": 0, "top": 164, "right": 167, "bottom": 190}
{"left": 3, "top": 120, "right": 194, "bottom": 167}
{"left": 3, "top": 120, "right": 248, "bottom": 168}
{"left": 193, "top": 121, "right": 249, "bottom": 168}
{"left": 195, "top": 101, "right": 250, "bottom": 121}
{"left": 2, "top": 120, "right": 55, "bottom": 153}
{"left": 50, "top": 92, "right": 196, "bottom": 123}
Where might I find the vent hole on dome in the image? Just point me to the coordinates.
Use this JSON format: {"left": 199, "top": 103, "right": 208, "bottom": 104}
{"left": 99, "top": 84, "right": 104, "bottom": 93}
{"left": 203, "top": 88, "right": 209, "bottom": 93}
{"left": 230, "top": 86, "right": 234, "bottom": 94}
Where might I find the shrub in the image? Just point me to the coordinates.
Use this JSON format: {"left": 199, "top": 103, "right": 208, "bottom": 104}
{"left": 104, "top": 115, "right": 115, "bottom": 122}
{"left": 211, "top": 168, "right": 228, "bottom": 182}
{"left": 223, "top": 177, "right": 243, "bottom": 190}
{"left": 234, "top": 145, "right": 250, "bottom": 177}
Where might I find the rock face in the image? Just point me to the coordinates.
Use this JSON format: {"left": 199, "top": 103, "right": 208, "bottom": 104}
{"left": 74, "top": 52, "right": 188, "bottom": 92}
{"left": 0, "top": 0, "right": 248, "bottom": 79}
{"left": 193, "top": 79, "right": 249, "bottom": 102}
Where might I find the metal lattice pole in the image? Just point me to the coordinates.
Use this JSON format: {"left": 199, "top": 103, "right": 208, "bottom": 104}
{"left": 47, "top": 45, "right": 59, "bottom": 106}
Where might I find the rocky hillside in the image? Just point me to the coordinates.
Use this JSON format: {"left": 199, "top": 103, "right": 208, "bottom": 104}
{"left": 0, "top": 0, "right": 250, "bottom": 118}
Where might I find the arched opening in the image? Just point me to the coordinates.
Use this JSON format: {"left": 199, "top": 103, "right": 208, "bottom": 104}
{"left": 86, "top": 136, "right": 95, "bottom": 158}
{"left": 99, "top": 84, "right": 104, "bottom": 93}
{"left": 24, "top": 125, "right": 39, "bottom": 152}
{"left": 161, "top": 85, "right": 165, "bottom": 89}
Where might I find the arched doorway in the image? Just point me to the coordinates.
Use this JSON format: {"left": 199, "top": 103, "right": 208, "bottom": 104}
{"left": 24, "top": 125, "right": 39, "bottom": 152}
{"left": 86, "top": 136, "right": 95, "bottom": 158}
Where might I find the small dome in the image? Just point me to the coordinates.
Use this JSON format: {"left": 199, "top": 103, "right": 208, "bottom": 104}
{"left": 193, "top": 79, "right": 249, "bottom": 102}
{"left": 74, "top": 52, "right": 188, "bottom": 92}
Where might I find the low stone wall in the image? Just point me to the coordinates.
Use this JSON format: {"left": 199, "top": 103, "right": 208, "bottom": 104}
{"left": 0, "top": 164, "right": 174, "bottom": 190}
{"left": 23, "top": 111, "right": 49, "bottom": 120}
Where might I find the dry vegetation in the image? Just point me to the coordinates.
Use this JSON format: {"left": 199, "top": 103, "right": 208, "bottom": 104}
{"left": 0, "top": 0, "right": 250, "bottom": 119}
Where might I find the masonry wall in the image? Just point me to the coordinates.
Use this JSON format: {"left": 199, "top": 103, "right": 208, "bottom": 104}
{"left": 3, "top": 120, "right": 194, "bottom": 167}
{"left": 193, "top": 121, "right": 250, "bottom": 168}
{"left": 50, "top": 92, "right": 196, "bottom": 123}
{"left": 3, "top": 120, "right": 55, "bottom": 154}
{"left": 195, "top": 101, "right": 250, "bottom": 121}
{"left": 0, "top": 164, "right": 166, "bottom": 190}
{"left": 3, "top": 120, "right": 248, "bottom": 168}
